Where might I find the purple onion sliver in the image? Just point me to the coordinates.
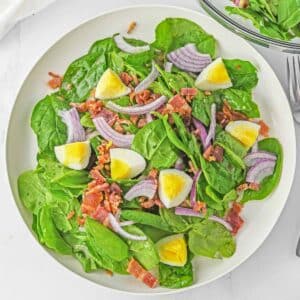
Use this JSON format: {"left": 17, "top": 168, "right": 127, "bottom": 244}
{"left": 114, "top": 34, "right": 150, "bottom": 54}
{"left": 164, "top": 61, "right": 173, "bottom": 73}
{"left": 106, "top": 95, "right": 167, "bottom": 115}
{"left": 119, "top": 220, "right": 135, "bottom": 227}
{"left": 193, "top": 118, "right": 208, "bottom": 149}
{"left": 146, "top": 113, "right": 153, "bottom": 123}
{"left": 134, "top": 62, "right": 159, "bottom": 93}
{"left": 175, "top": 207, "right": 203, "bottom": 218}
{"left": 244, "top": 151, "right": 277, "bottom": 167}
{"left": 205, "top": 103, "right": 216, "bottom": 148}
{"left": 246, "top": 159, "right": 276, "bottom": 184}
{"left": 190, "top": 170, "right": 202, "bottom": 207}
{"left": 208, "top": 216, "right": 233, "bottom": 231}
{"left": 124, "top": 179, "right": 157, "bottom": 201}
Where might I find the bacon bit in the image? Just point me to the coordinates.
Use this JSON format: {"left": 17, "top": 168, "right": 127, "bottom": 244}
{"left": 92, "top": 205, "right": 110, "bottom": 227}
{"left": 180, "top": 88, "right": 198, "bottom": 101}
{"left": 67, "top": 210, "right": 75, "bottom": 220}
{"left": 137, "top": 118, "right": 147, "bottom": 128}
{"left": 188, "top": 160, "right": 197, "bottom": 175}
{"left": 98, "top": 108, "right": 118, "bottom": 126}
{"left": 81, "top": 191, "right": 103, "bottom": 215}
{"left": 148, "top": 169, "right": 158, "bottom": 180}
{"left": 130, "top": 115, "right": 139, "bottom": 125}
{"left": 127, "top": 258, "right": 158, "bottom": 288}
{"left": 48, "top": 72, "right": 63, "bottom": 89}
{"left": 258, "top": 120, "right": 269, "bottom": 137}
{"left": 129, "top": 91, "right": 136, "bottom": 101}
{"left": 71, "top": 99, "right": 104, "bottom": 117}
{"left": 226, "top": 202, "right": 244, "bottom": 235}
{"left": 120, "top": 72, "right": 133, "bottom": 85}
{"left": 203, "top": 145, "right": 224, "bottom": 162}
{"left": 193, "top": 201, "right": 207, "bottom": 215}
{"left": 168, "top": 94, "right": 192, "bottom": 117}
{"left": 90, "top": 169, "right": 106, "bottom": 183}
{"left": 114, "top": 122, "right": 125, "bottom": 133}
{"left": 135, "top": 90, "right": 151, "bottom": 104}
{"left": 237, "top": 182, "right": 260, "bottom": 192}
{"left": 127, "top": 21, "right": 137, "bottom": 34}
{"left": 77, "top": 217, "right": 86, "bottom": 226}
{"left": 217, "top": 100, "right": 248, "bottom": 127}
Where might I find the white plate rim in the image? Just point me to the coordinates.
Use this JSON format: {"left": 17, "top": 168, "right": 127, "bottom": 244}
{"left": 5, "top": 4, "right": 296, "bottom": 295}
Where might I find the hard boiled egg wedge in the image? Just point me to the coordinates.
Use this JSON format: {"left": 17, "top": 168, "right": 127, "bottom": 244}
{"left": 158, "top": 169, "right": 193, "bottom": 208}
{"left": 54, "top": 141, "right": 91, "bottom": 170}
{"left": 156, "top": 234, "right": 187, "bottom": 267}
{"left": 226, "top": 120, "right": 260, "bottom": 148}
{"left": 95, "top": 68, "right": 131, "bottom": 100}
{"left": 110, "top": 148, "right": 146, "bottom": 180}
{"left": 195, "top": 57, "right": 232, "bottom": 91}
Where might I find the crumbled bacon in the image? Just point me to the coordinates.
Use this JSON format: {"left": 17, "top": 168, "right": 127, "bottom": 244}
{"left": 180, "top": 87, "right": 198, "bottom": 101}
{"left": 258, "top": 120, "right": 269, "bottom": 137}
{"left": 120, "top": 72, "right": 133, "bottom": 85}
{"left": 237, "top": 182, "right": 260, "bottom": 192}
{"left": 92, "top": 205, "right": 110, "bottom": 227}
{"left": 166, "top": 94, "right": 192, "bottom": 117}
{"left": 203, "top": 145, "right": 224, "bottom": 162}
{"left": 226, "top": 202, "right": 244, "bottom": 235}
{"left": 127, "top": 258, "right": 158, "bottom": 288}
{"left": 137, "top": 118, "right": 147, "bottom": 128}
{"left": 98, "top": 108, "right": 118, "bottom": 126}
{"left": 48, "top": 72, "right": 63, "bottom": 89}
{"left": 217, "top": 100, "right": 248, "bottom": 127}
{"left": 70, "top": 99, "right": 104, "bottom": 117}
{"left": 127, "top": 21, "right": 137, "bottom": 34}
{"left": 136, "top": 90, "right": 151, "bottom": 104}
{"left": 97, "top": 141, "right": 112, "bottom": 171}
{"left": 193, "top": 201, "right": 207, "bottom": 215}
{"left": 130, "top": 115, "right": 139, "bottom": 125}
{"left": 67, "top": 210, "right": 75, "bottom": 220}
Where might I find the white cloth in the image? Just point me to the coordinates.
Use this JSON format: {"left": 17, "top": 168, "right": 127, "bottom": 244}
{"left": 0, "top": 0, "right": 55, "bottom": 39}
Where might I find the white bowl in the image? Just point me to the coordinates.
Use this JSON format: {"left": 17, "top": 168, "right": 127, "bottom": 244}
{"left": 6, "top": 5, "right": 296, "bottom": 295}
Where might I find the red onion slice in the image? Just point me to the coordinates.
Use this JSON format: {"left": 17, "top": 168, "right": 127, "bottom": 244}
{"left": 193, "top": 118, "right": 209, "bottom": 150}
{"left": 93, "top": 116, "right": 134, "bottom": 148}
{"left": 246, "top": 159, "right": 276, "bottom": 184}
{"left": 164, "top": 61, "right": 173, "bottom": 72}
{"left": 190, "top": 170, "right": 202, "bottom": 207}
{"left": 167, "top": 44, "right": 211, "bottom": 73}
{"left": 124, "top": 179, "right": 157, "bottom": 201}
{"left": 106, "top": 95, "right": 167, "bottom": 115}
{"left": 244, "top": 151, "right": 277, "bottom": 167}
{"left": 108, "top": 213, "right": 147, "bottom": 241}
{"left": 86, "top": 130, "right": 99, "bottom": 140}
{"left": 146, "top": 113, "right": 153, "bottom": 123}
{"left": 59, "top": 108, "right": 86, "bottom": 143}
{"left": 208, "top": 216, "right": 233, "bottom": 231}
{"left": 134, "top": 63, "right": 159, "bottom": 93}
{"left": 205, "top": 103, "right": 216, "bottom": 148}
{"left": 119, "top": 220, "right": 135, "bottom": 227}
{"left": 114, "top": 34, "right": 150, "bottom": 54}
{"left": 175, "top": 207, "right": 203, "bottom": 217}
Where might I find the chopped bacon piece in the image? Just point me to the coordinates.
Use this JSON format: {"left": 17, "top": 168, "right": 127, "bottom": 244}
{"left": 258, "top": 120, "right": 269, "bottom": 137}
{"left": 92, "top": 205, "right": 110, "bottom": 227}
{"left": 217, "top": 101, "right": 248, "bottom": 127}
{"left": 180, "top": 88, "right": 198, "bottom": 101}
{"left": 137, "top": 118, "right": 147, "bottom": 128}
{"left": 148, "top": 169, "right": 158, "bottom": 181}
{"left": 168, "top": 94, "right": 192, "bottom": 117}
{"left": 226, "top": 202, "right": 244, "bottom": 235}
{"left": 110, "top": 183, "right": 122, "bottom": 194}
{"left": 67, "top": 210, "right": 75, "bottom": 220}
{"left": 90, "top": 169, "right": 106, "bottom": 183}
{"left": 130, "top": 115, "right": 139, "bottom": 125}
{"left": 48, "top": 72, "right": 63, "bottom": 89}
{"left": 203, "top": 145, "right": 224, "bottom": 162}
{"left": 120, "top": 72, "right": 133, "bottom": 85}
{"left": 193, "top": 201, "right": 207, "bottom": 215}
{"left": 127, "top": 258, "right": 158, "bottom": 288}
{"left": 127, "top": 21, "right": 137, "bottom": 34}
{"left": 188, "top": 160, "right": 198, "bottom": 175}
{"left": 135, "top": 90, "right": 151, "bottom": 104}
{"left": 237, "top": 182, "right": 260, "bottom": 192}
{"left": 81, "top": 191, "right": 103, "bottom": 215}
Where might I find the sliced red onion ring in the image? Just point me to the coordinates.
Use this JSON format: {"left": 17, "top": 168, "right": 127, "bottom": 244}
{"left": 124, "top": 179, "right": 157, "bottom": 201}
{"left": 164, "top": 61, "right": 173, "bottom": 72}
{"left": 119, "top": 220, "right": 135, "bottom": 227}
{"left": 134, "top": 63, "right": 159, "bottom": 93}
{"left": 251, "top": 141, "right": 258, "bottom": 153}
{"left": 106, "top": 95, "right": 167, "bottom": 115}
{"left": 246, "top": 159, "right": 276, "bottom": 184}
{"left": 244, "top": 151, "right": 277, "bottom": 167}
{"left": 193, "top": 118, "right": 208, "bottom": 150}
{"left": 175, "top": 207, "right": 203, "bottom": 217}
{"left": 208, "top": 216, "right": 233, "bottom": 231}
{"left": 93, "top": 116, "right": 134, "bottom": 148}
{"left": 114, "top": 34, "right": 150, "bottom": 54}
{"left": 146, "top": 113, "right": 153, "bottom": 123}
{"left": 175, "top": 157, "right": 185, "bottom": 170}
{"left": 108, "top": 213, "right": 147, "bottom": 241}
{"left": 167, "top": 44, "right": 211, "bottom": 73}
{"left": 205, "top": 103, "right": 216, "bottom": 148}
{"left": 85, "top": 130, "right": 99, "bottom": 140}
{"left": 190, "top": 170, "right": 202, "bottom": 207}
{"left": 59, "top": 108, "right": 86, "bottom": 143}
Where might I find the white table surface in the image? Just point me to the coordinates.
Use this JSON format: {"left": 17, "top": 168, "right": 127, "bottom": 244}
{"left": 0, "top": 0, "right": 299, "bottom": 299}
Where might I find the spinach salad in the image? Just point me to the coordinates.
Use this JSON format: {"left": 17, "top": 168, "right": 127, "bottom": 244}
{"left": 18, "top": 18, "right": 283, "bottom": 289}
{"left": 227, "top": 0, "right": 300, "bottom": 41}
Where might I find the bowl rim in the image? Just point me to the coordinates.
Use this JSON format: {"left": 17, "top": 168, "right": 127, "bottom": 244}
{"left": 5, "top": 3, "right": 296, "bottom": 295}
{"left": 199, "top": 0, "right": 300, "bottom": 54}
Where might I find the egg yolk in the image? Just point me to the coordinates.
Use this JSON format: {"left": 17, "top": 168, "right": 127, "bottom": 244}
{"left": 230, "top": 127, "right": 259, "bottom": 148}
{"left": 162, "top": 174, "right": 185, "bottom": 200}
{"left": 64, "top": 142, "right": 88, "bottom": 165}
{"left": 111, "top": 158, "right": 130, "bottom": 179}
{"left": 207, "top": 62, "right": 230, "bottom": 84}
{"left": 159, "top": 238, "right": 187, "bottom": 266}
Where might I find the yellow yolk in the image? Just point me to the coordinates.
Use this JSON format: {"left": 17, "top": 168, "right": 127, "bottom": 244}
{"left": 161, "top": 173, "right": 185, "bottom": 200}
{"left": 111, "top": 158, "right": 131, "bottom": 180}
{"left": 207, "top": 62, "right": 231, "bottom": 84}
{"left": 157, "top": 234, "right": 187, "bottom": 267}
{"left": 63, "top": 142, "right": 88, "bottom": 165}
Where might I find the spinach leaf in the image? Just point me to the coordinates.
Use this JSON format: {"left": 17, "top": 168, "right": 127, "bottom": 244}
{"left": 85, "top": 217, "right": 129, "bottom": 262}
{"left": 31, "top": 94, "right": 68, "bottom": 154}
{"left": 242, "top": 138, "right": 283, "bottom": 202}
{"left": 152, "top": 18, "right": 216, "bottom": 57}
{"left": 278, "top": 0, "right": 300, "bottom": 30}
{"left": 188, "top": 220, "right": 236, "bottom": 258}
{"left": 137, "top": 225, "right": 171, "bottom": 243}
{"left": 132, "top": 119, "right": 178, "bottom": 169}
{"left": 200, "top": 151, "right": 246, "bottom": 194}
{"left": 149, "top": 78, "right": 173, "bottom": 98}
{"left": 121, "top": 210, "right": 172, "bottom": 232}
{"left": 60, "top": 52, "right": 107, "bottom": 103}
{"left": 89, "top": 37, "right": 118, "bottom": 55}
{"left": 124, "top": 225, "right": 159, "bottom": 270}
{"left": 159, "top": 208, "right": 192, "bottom": 233}
{"left": 224, "top": 59, "right": 258, "bottom": 91}
{"left": 159, "top": 260, "right": 193, "bottom": 288}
